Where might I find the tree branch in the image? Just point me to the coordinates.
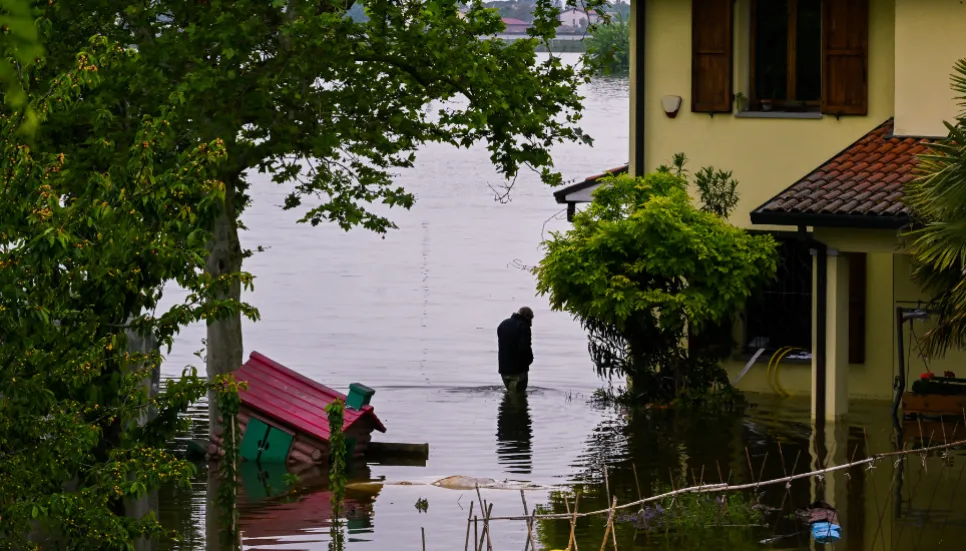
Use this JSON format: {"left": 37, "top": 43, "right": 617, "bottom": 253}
{"left": 353, "top": 54, "right": 473, "bottom": 100}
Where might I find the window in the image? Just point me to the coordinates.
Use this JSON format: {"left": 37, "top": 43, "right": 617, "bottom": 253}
{"left": 847, "top": 252, "right": 867, "bottom": 364}
{"left": 691, "top": 0, "right": 870, "bottom": 116}
{"left": 750, "top": 0, "right": 822, "bottom": 111}
{"left": 742, "top": 236, "right": 812, "bottom": 356}
{"left": 740, "top": 241, "right": 868, "bottom": 362}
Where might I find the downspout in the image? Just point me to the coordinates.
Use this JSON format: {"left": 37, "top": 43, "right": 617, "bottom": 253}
{"left": 633, "top": 0, "right": 646, "bottom": 177}
{"left": 800, "top": 226, "right": 828, "bottom": 428}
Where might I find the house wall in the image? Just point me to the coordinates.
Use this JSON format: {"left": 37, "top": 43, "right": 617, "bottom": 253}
{"left": 813, "top": 231, "right": 966, "bottom": 396}
{"left": 631, "top": 0, "right": 966, "bottom": 405}
{"left": 894, "top": 0, "right": 966, "bottom": 137}
{"left": 638, "top": 0, "right": 896, "bottom": 230}
{"left": 726, "top": 227, "right": 966, "bottom": 402}
{"left": 559, "top": 8, "right": 596, "bottom": 28}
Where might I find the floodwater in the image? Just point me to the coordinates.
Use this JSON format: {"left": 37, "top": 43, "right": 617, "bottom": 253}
{"left": 155, "top": 53, "right": 966, "bottom": 550}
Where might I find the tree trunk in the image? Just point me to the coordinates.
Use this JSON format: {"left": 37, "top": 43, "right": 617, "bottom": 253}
{"left": 124, "top": 317, "right": 161, "bottom": 426}
{"left": 123, "top": 318, "right": 161, "bottom": 551}
{"left": 206, "top": 178, "right": 244, "bottom": 441}
{"left": 205, "top": 464, "right": 231, "bottom": 551}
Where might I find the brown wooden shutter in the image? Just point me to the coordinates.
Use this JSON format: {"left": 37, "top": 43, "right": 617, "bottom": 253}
{"left": 822, "top": 0, "right": 869, "bottom": 116}
{"left": 847, "top": 253, "right": 867, "bottom": 365}
{"left": 691, "top": 0, "right": 733, "bottom": 114}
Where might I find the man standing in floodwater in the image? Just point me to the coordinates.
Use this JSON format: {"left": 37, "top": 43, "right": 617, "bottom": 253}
{"left": 497, "top": 307, "right": 534, "bottom": 393}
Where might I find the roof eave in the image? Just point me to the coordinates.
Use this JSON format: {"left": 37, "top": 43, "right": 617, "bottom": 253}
{"left": 552, "top": 183, "right": 599, "bottom": 204}
{"left": 361, "top": 407, "right": 388, "bottom": 432}
{"left": 552, "top": 164, "right": 630, "bottom": 204}
{"left": 552, "top": 185, "right": 584, "bottom": 204}
{"left": 750, "top": 210, "right": 911, "bottom": 230}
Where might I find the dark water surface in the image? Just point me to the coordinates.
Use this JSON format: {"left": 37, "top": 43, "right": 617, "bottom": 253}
{"left": 156, "top": 54, "right": 966, "bottom": 550}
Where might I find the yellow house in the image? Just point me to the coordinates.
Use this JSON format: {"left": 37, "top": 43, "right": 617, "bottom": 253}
{"left": 552, "top": 0, "right": 966, "bottom": 420}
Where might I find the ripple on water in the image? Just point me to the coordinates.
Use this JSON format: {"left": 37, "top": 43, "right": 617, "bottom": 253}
{"left": 154, "top": 55, "right": 966, "bottom": 550}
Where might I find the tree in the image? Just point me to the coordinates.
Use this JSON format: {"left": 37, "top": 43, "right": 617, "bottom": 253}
{"left": 533, "top": 171, "right": 777, "bottom": 407}
{"left": 0, "top": 36, "right": 254, "bottom": 549}
{"left": 0, "top": 0, "right": 43, "bottom": 133}
{"left": 905, "top": 59, "right": 966, "bottom": 358}
{"left": 609, "top": 0, "right": 630, "bottom": 19}
{"left": 583, "top": 13, "right": 629, "bottom": 75}
{"left": 29, "top": 0, "right": 608, "bottom": 438}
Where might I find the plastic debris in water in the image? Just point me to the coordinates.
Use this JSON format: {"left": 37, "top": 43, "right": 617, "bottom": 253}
{"left": 798, "top": 501, "right": 842, "bottom": 544}
{"left": 812, "top": 521, "right": 842, "bottom": 543}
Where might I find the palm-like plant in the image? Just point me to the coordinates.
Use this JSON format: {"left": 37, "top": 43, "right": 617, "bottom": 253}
{"left": 904, "top": 59, "right": 966, "bottom": 357}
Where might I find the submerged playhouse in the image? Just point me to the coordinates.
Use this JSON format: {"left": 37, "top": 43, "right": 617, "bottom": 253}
{"left": 210, "top": 351, "right": 386, "bottom": 465}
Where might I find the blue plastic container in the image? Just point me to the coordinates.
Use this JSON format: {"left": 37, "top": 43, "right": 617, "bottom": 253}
{"left": 812, "top": 522, "right": 842, "bottom": 544}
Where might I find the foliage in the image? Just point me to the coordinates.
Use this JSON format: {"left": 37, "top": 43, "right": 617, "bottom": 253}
{"left": 616, "top": 489, "right": 765, "bottom": 533}
{"left": 213, "top": 374, "right": 247, "bottom": 549}
{"left": 414, "top": 497, "right": 430, "bottom": 513}
{"left": 282, "top": 473, "right": 301, "bottom": 488}
{"left": 0, "top": 0, "right": 43, "bottom": 133}
{"left": 583, "top": 14, "right": 629, "bottom": 76}
{"left": 657, "top": 153, "right": 740, "bottom": 219}
{"left": 29, "top": 0, "right": 611, "bottom": 417}
{"left": 325, "top": 399, "right": 348, "bottom": 514}
{"left": 734, "top": 92, "right": 748, "bottom": 112}
{"left": 479, "top": 0, "right": 629, "bottom": 25}
{"left": 608, "top": 1, "right": 630, "bottom": 19}
{"left": 905, "top": 59, "right": 966, "bottom": 358}
{"left": 657, "top": 152, "right": 690, "bottom": 178}
{"left": 693, "top": 167, "right": 739, "bottom": 218}
{"left": 0, "top": 36, "right": 254, "bottom": 549}
{"left": 328, "top": 519, "right": 346, "bottom": 551}
{"left": 32, "top": 0, "right": 609, "bottom": 234}
{"left": 534, "top": 171, "right": 777, "bottom": 407}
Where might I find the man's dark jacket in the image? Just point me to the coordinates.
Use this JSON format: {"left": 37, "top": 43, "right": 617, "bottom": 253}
{"left": 497, "top": 313, "right": 533, "bottom": 375}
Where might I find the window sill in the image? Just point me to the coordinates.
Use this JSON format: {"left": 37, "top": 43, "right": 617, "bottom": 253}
{"left": 735, "top": 111, "right": 823, "bottom": 120}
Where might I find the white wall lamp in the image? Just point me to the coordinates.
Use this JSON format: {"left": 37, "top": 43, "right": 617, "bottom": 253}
{"left": 661, "top": 95, "right": 682, "bottom": 118}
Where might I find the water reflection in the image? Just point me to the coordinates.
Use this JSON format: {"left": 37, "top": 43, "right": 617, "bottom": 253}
{"left": 149, "top": 52, "right": 966, "bottom": 548}
{"left": 237, "top": 462, "right": 376, "bottom": 550}
{"left": 496, "top": 391, "right": 534, "bottom": 475}
{"left": 532, "top": 400, "right": 966, "bottom": 551}
{"left": 156, "top": 398, "right": 966, "bottom": 551}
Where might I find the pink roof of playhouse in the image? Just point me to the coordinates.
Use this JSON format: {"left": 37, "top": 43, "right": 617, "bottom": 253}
{"left": 235, "top": 351, "right": 386, "bottom": 441}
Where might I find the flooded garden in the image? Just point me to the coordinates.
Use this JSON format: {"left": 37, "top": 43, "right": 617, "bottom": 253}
{"left": 10, "top": 2, "right": 966, "bottom": 549}
{"left": 158, "top": 395, "right": 966, "bottom": 550}
{"left": 144, "top": 62, "right": 966, "bottom": 550}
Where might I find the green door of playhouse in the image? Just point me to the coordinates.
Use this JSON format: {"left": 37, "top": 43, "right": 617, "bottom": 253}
{"left": 240, "top": 461, "right": 290, "bottom": 501}
{"left": 241, "top": 418, "right": 294, "bottom": 464}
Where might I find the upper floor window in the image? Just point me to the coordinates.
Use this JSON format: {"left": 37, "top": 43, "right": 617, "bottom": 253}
{"left": 751, "top": 0, "right": 822, "bottom": 111}
{"left": 691, "top": 0, "right": 869, "bottom": 117}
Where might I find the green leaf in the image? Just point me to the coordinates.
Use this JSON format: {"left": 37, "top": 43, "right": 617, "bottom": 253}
{"left": 534, "top": 171, "right": 777, "bottom": 407}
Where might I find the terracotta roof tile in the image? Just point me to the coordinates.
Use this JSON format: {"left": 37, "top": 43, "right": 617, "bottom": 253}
{"left": 753, "top": 119, "right": 935, "bottom": 220}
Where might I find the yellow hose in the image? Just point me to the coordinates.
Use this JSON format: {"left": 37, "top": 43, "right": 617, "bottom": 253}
{"left": 773, "top": 347, "right": 808, "bottom": 398}
{"left": 765, "top": 347, "right": 791, "bottom": 396}
{"left": 764, "top": 346, "right": 806, "bottom": 398}
{"left": 765, "top": 349, "right": 779, "bottom": 395}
